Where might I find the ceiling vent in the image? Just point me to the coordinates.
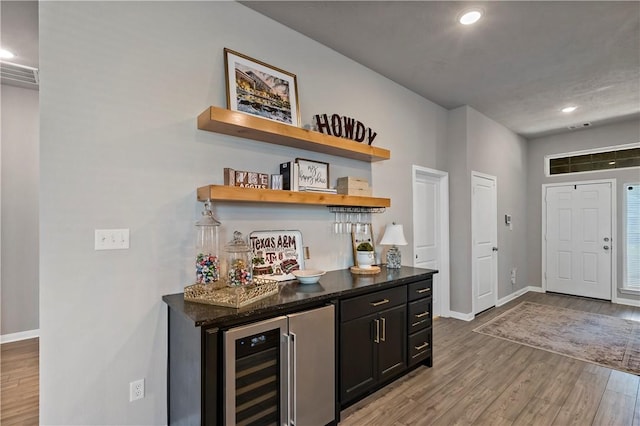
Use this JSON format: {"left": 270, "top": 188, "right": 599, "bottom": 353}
{"left": 567, "top": 122, "right": 592, "bottom": 130}
{"left": 0, "top": 61, "right": 39, "bottom": 86}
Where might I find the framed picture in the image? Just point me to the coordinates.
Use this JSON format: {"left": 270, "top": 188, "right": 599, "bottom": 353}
{"left": 351, "top": 224, "right": 376, "bottom": 268}
{"left": 296, "top": 158, "right": 329, "bottom": 189}
{"left": 224, "top": 48, "right": 300, "bottom": 126}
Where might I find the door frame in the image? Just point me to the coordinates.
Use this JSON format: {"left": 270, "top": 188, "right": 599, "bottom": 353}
{"left": 541, "top": 178, "right": 617, "bottom": 301}
{"left": 411, "top": 165, "right": 450, "bottom": 318}
{"left": 471, "top": 171, "right": 498, "bottom": 315}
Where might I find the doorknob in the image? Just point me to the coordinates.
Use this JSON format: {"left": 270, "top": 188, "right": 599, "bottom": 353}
{"left": 492, "top": 247, "right": 499, "bottom": 252}
{"left": 603, "top": 245, "right": 610, "bottom": 250}
{"left": 604, "top": 237, "right": 610, "bottom": 242}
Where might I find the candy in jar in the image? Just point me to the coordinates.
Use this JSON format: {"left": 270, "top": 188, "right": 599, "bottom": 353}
{"left": 224, "top": 231, "right": 253, "bottom": 287}
{"left": 195, "top": 201, "right": 220, "bottom": 285}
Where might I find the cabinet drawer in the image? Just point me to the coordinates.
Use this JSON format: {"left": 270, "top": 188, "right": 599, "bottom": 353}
{"left": 407, "top": 279, "right": 432, "bottom": 302}
{"left": 408, "top": 328, "right": 432, "bottom": 366}
{"left": 341, "top": 286, "right": 406, "bottom": 322}
{"left": 408, "top": 298, "right": 432, "bottom": 333}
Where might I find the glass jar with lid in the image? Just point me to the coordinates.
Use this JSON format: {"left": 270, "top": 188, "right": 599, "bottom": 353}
{"left": 224, "top": 231, "right": 253, "bottom": 287}
{"left": 195, "top": 201, "right": 220, "bottom": 286}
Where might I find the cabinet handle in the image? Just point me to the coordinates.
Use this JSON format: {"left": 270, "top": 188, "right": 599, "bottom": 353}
{"left": 370, "top": 299, "right": 390, "bottom": 307}
{"left": 411, "top": 320, "right": 426, "bottom": 327}
{"left": 415, "top": 311, "right": 429, "bottom": 319}
{"left": 380, "top": 317, "right": 386, "bottom": 342}
{"left": 374, "top": 319, "right": 380, "bottom": 343}
{"left": 417, "top": 288, "right": 431, "bottom": 294}
{"left": 414, "top": 342, "right": 430, "bottom": 351}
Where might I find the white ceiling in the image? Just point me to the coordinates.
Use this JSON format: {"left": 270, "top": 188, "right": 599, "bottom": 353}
{"left": 243, "top": 1, "right": 640, "bottom": 138}
{"left": 1, "top": 1, "right": 638, "bottom": 138}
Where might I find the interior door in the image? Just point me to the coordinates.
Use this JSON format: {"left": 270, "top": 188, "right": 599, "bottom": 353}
{"left": 472, "top": 173, "right": 498, "bottom": 314}
{"left": 413, "top": 170, "right": 442, "bottom": 316}
{"left": 545, "top": 183, "right": 612, "bottom": 299}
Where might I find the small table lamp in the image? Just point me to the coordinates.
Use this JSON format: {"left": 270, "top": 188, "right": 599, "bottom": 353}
{"left": 380, "top": 223, "right": 408, "bottom": 268}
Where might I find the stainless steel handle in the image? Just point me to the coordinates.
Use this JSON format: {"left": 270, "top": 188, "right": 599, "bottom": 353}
{"left": 412, "top": 320, "right": 426, "bottom": 327}
{"left": 415, "top": 311, "right": 429, "bottom": 319}
{"left": 603, "top": 245, "right": 610, "bottom": 250}
{"left": 414, "top": 342, "right": 430, "bottom": 351}
{"left": 283, "top": 333, "right": 292, "bottom": 426}
{"left": 290, "top": 332, "right": 297, "bottom": 426}
{"left": 380, "top": 317, "right": 386, "bottom": 342}
{"left": 417, "top": 288, "right": 431, "bottom": 294}
{"left": 374, "top": 319, "right": 380, "bottom": 343}
{"left": 370, "top": 299, "right": 390, "bottom": 307}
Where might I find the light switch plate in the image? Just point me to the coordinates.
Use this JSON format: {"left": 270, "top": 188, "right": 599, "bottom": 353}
{"left": 95, "top": 229, "right": 130, "bottom": 250}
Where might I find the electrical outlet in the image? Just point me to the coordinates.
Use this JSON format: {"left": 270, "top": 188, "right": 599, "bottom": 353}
{"left": 129, "top": 379, "right": 145, "bottom": 402}
{"left": 510, "top": 268, "right": 517, "bottom": 285}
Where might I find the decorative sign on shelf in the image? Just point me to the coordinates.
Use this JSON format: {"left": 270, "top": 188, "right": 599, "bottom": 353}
{"left": 295, "top": 158, "right": 329, "bottom": 189}
{"left": 313, "top": 113, "right": 378, "bottom": 145}
{"left": 224, "top": 168, "right": 269, "bottom": 189}
{"left": 249, "top": 230, "right": 304, "bottom": 281}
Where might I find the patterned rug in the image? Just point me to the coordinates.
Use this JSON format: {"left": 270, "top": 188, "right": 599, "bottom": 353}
{"left": 473, "top": 302, "right": 640, "bottom": 375}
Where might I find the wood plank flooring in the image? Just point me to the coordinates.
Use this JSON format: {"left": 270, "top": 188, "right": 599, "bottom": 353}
{"left": 0, "top": 292, "right": 638, "bottom": 425}
{"left": 0, "top": 337, "right": 38, "bottom": 425}
{"left": 340, "top": 292, "right": 640, "bottom": 426}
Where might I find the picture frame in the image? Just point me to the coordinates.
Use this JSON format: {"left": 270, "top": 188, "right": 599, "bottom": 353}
{"left": 351, "top": 224, "right": 376, "bottom": 267}
{"left": 295, "top": 158, "right": 329, "bottom": 189}
{"left": 224, "top": 48, "right": 300, "bottom": 126}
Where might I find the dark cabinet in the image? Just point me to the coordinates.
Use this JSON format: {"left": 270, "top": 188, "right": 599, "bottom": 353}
{"left": 339, "top": 287, "right": 408, "bottom": 405}
{"left": 407, "top": 278, "right": 433, "bottom": 367}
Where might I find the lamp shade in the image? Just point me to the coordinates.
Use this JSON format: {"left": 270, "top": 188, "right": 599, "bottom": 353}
{"left": 379, "top": 223, "right": 408, "bottom": 246}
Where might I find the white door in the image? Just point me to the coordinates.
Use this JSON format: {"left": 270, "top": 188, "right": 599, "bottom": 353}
{"left": 545, "top": 183, "right": 612, "bottom": 299}
{"left": 472, "top": 172, "right": 498, "bottom": 314}
{"left": 412, "top": 166, "right": 449, "bottom": 317}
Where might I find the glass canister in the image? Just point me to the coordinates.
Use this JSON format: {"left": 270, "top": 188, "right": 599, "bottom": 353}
{"left": 195, "top": 201, "right": 221, "bottom": 285}
{"left": 225, "top": 231, "right": 253, "bottom": 287}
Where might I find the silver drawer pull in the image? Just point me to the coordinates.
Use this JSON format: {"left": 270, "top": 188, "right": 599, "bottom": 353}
{"left": 411, "top": 320, "right": 426, "bottom": 327}
{"left": 414, "top": 342, "right": 430, "bottom": 351}
{"left": 415, "top": 311, "right": 429, "bottom": 319}
{"left": 417, "top": 288, "right": 431, "bottom": 294}
{"left": 370, "top": 298, "right": 390, "bottom": 307}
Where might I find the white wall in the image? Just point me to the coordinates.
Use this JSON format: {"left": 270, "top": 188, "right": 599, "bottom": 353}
{"left": 39, "top": 2, "right": 447, "bottom": 424}
{"left": 1, "top": 84, "right": 39, "bottom": 336}
{"left": 446, "top": 106, "right": 472, "bottom": 313}
{"left": 446, "top": 106, "right": 529, "bottom": 315}
{"left": 527, "top": 118, "right": 640, "bottom": 301}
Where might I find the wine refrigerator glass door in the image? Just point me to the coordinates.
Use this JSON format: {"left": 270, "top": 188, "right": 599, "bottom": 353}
{"left": 224, "top": 316, "right": 288, "bottom": 426}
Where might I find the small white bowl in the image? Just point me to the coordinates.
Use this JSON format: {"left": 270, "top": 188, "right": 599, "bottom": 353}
{"left": 292, "top": 269, "right": 326, "bottom": 284}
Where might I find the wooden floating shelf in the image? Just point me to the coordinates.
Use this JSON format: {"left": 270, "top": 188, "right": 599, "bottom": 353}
{"left": 197, "top": 185, "right": 391, "bottom": 208}
{"left": 197, "top": 106, "right": 391, "bottom": 162}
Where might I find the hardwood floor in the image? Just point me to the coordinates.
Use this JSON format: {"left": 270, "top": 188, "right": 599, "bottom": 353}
{"left": 0, "top": 293, "right": 638, "bottom": 425}
{"left": 340, "top": 292, "right": 640, "bottom": 426}
{"left": 0, "top": 337, "right": 38, "bottom": 425}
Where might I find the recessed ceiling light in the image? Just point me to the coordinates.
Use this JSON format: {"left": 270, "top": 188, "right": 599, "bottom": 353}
{"left": 561, "top": 106, "right": 578, "bottom": 113}
{"left": 458, "top": 9, "right": 483, "bottom": 25}
{"left": 0, "top": 49, "right": 15, "bottom": 59}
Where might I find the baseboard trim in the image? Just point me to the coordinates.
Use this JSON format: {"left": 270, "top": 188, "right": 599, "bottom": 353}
{"left": 497, "top": 286, "right": 545, "bottom": 307}
{"left": 1, "top": 329, "right": 39, "bottom": 344}
{"left": 614, "top": 296, "right": 640, "bottom": 307}
{"left": 449, "top": 310, "right": 474, "bottom": 322}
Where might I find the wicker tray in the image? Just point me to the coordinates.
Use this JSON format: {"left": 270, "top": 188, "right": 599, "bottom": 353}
{"left": 184, "top": 278, "right": 279, "bottom": 308}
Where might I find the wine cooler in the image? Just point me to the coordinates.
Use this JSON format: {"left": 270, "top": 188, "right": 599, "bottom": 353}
{"left": 224, "top": 305, "right": 335, "bottom": 426}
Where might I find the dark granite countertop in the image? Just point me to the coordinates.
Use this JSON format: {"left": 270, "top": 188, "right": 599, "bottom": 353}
{"left": 163, "top": 266, "right": 437, "bottom": 329}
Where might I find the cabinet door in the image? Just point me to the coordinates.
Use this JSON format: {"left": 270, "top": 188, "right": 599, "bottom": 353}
{"left": 340, "top": 312, "right": 378, "bottom": 404}
{"left": 377, "top": 304, "right": 407, "bottom": 383}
